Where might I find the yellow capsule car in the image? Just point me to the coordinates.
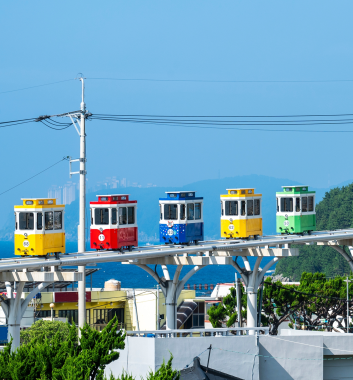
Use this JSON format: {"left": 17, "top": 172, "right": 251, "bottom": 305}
{"left": 220, "top": 188, "right": 262, "bottom": 239}
{"left": 14, "top": 198, "right": 65, "bottom": 257}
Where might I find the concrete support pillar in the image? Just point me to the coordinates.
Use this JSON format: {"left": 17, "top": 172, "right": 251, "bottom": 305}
{"left": 332, "top": 246, "right": 353, "bottom": 272}
{"left": 78, "top": 265, "right": 86, "bottom": 336}
{"left": 231, "top": 256, "right": 279, "bottom": 335}
{"left": 2, "top": 281, "right": 52, "bottom": 352}
{"left": 135, "top": 264, "right": 204, "bottom": 331}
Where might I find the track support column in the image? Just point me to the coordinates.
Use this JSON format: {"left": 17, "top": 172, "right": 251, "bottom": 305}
{"left": 231, "top": 256, "right": 279, "bottom": 335}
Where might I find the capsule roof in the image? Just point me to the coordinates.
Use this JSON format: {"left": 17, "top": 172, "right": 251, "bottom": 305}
{"left": 160, "top": 191, "right": 202, "bottom": 201}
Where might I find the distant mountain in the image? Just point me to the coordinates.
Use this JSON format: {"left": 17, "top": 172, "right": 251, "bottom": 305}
{"left": 0, "top": 174, "right": 333, "bottom": 243}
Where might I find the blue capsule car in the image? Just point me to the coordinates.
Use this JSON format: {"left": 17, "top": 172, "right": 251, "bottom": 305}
{"left": 159, "top": 191, "right": 204, "bottom": 245}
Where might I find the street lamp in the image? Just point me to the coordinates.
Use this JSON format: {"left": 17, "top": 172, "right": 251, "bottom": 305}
{"left": 50, "top": 303, "right": 55, "bottom": 322}
{"left": 344, "top": 277, "right": 352, "bottom": 333}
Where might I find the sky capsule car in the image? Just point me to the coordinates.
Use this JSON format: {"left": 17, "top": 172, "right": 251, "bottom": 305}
{"left": 220, "top": 188, "right": 262, "bottom": 239}
{"left": 90, "top": 194, "right": 137, "bottom": 251}
{"left": 14, "top": 198, "right": 65, "bottom": 257}
{"left": 276, "top": 186, "right": 316, "bottom": 234}
{"left": 159, "top": 191, "right": 204, "bottom": 245}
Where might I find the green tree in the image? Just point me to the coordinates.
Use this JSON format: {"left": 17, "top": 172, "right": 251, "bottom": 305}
{"left": 20, "top": 319, "right": 71, "bottom": 345}
{"left": 0, "top": 316, "right": 125, "bottom": 380}
{"left": 276, "top": 184, "right": 353, "bottom": 280}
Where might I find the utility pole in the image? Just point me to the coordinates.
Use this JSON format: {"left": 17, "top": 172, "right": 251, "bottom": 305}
{"left": 64, "top": 76, "right": 88, "bottom": 335}
{"left": 156, "top": 284, "right": 160, "bottom": 330}
{"left": 344, "top": 276, "right": 352, "bottom": 333}
{"left": 77, "top": 77, "right": 87, "bottom": 336}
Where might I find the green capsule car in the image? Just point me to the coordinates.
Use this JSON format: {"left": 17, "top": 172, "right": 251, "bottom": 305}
{"left": 276, "top": 186, "right": 316, "bottom": 234}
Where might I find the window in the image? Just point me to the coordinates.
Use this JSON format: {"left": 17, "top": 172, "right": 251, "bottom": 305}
{"left": 276, "top": 198, "right": 279, "bottom": 212}
{"left": 91, "top": 210, "right": 93, "bottom": 225}
{"left": 230, "top": 190, "right": 237, "bottom": 194}
{"left": 225, "top": 201, "right": 238, "bottom": 216}
{"left": 95, "top": 208, "right": 109, "bottom": 225}
{"left": 160, "top": 205, "right": 162, "bottom": 220}
{"left": 192, "top": 302, "right": 205, "bottom": 328}
{"left": 93, "top": 309, "right": 124, "bottom": 326}
{"left": 248, "top": 190, "right": 252, "bottom": 194}
{"left": 302, "top": 197, "right": 308, "bottom": 212}
{"left": 119, "top": 207, "right": 127, "bottom": 225}
{"left": 187, "top": 203, "right": 194, "bottom": 220}
{"left": 241, "top": 190, "right": 245, "bottom": 194}
{"left": 37, "top": 213, "right": 43, "bottom": 230}
{"left": 195, "top": 203, "right": 201, "bottom": 220}
{"left": 45, "top": 212, "right": 53, "bottom": 230}
{"left": 221, "top": 201, "right": 224, "bottom": 216}
{"left": 169, "top": 194, "right": 177, "bottom": 198}
{"left": 164, "top": 204, "right": 178, "bottom": 220}
{"left": 308, "top": 196, "right": 314, "bottom": 212}
{"left": 25, "top": 200, "right": 33, "bottom": 205}
{"left": 112, "top": 208, "right": 117, "bottom": 224}
{"left": 187, "top": 193, "right": 194, "bottom": 197}
{"left": 19, "top": 213, "right": 34, "bottom": 230}
{"left": 181, "top": 193, "right": 186, "bottom": 197}
{"left": 295, "top": 198, "right": 300, "bottom": 212}
{"left": 100, "top": 197, "right": 108, "bottom": 201}
{"left": 128, "top": 207, "right": 135, "bottom": 224}
{"left": 280, "top": 198, "right": 293, "bottom": 212}
{"left": 247, "top": 200, "right": 254, "bottom": 216}
{"left": 54, "top": 211, "right": 62, "bottom": 230}
{"left": 254, "top": 199, "right": 260, "bottom": 215}
{"left": 15, "top": 213, "right": 17, "bottom": 230}
{"left": 241, "top": 201, "right": 246, "bottom": 216}
{"left": 58, "top": 310, "right": 78, "bottom": 324}
{"left": 180, "top": 204, "right": 186, "bottom": 219}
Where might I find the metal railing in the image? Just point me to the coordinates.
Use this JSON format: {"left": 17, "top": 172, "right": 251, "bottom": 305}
{"left": 90, "top": 322, "right": 125, "bottom": 331}
{"left": 126, "top": 327, "right": 269, "bottom": 338}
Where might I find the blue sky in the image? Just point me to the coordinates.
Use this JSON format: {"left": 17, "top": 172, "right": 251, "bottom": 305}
{"left": 1, "top": 0, "right": 353, "bottom": 217}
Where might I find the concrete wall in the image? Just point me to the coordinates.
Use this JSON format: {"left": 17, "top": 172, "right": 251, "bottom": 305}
{"left": 259, "top": 335, "right": 323, "bottom": 380}
{"left": 105, "top": 335, "right": 259, "bottom": 380}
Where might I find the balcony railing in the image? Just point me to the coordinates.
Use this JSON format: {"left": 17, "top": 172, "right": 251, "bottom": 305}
{"left": 126, "top": 327, "right": 269, "bottom": 338}
{"left": 90, "top": 322, "right": 125, "bottom": 331}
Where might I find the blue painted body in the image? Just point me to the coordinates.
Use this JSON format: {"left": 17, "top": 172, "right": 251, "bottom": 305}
{"left": 159, "top": 191, "right": 204, "bottom": 244}
{"left": 159, "top": 222, "right": 203, "bottom": 244}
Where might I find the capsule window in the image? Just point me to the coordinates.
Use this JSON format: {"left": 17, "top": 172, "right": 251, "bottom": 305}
{"left": 221, "top": 201, "right": 224, "bottom": 216}
{"left": 195, "top": 203, "right": 202, "bottom": 220}
{"left": 45, "top": 212, "right": 53, "bottom": 230}
{"left": 37, "top": 213, "right": 43, "bottom": 230}
{"left": 225, "top": 201, "right": 238, "bottom": 216}
{"left": 119, "top": 207, "right": 127, "bottom": 225}
{"left": 95, "top": 208, "right": 109, "bottom": 225}
{"left": 302, "top": 197, "right": 308, "bottom": 212}
{"left": 128, "top": 207, "right": 135, "bottom": 224}
{"left": 276, "top": 198, "right": 279, "bottom": 212}
{"left": 247, "top": 200, "right": 254, "bottom": 216}
{"left": 295, "top": 198, "right": 300, "bottom": 212}
{"left": 112, "top": 208, "right": 117, "bottom": 224}
{"left": 187, "top": 203, "right": 194, "bottom": 220}
{"left": 54, "top": 211, "right": 62, "bottom": 230}
{"left": 180, "top": 204, "right": 186, "bottom": 219}
{"left": 164, "top": 204, "right": 178, "bottom": 220}
{"left": 254, "top": 199, "right": 261, "bottom": 215}
{"left": 280, "top": 198, "right": 293, "bottom": 212}
{"left": 241, "top": 201, "right": 246, "bottom": 216}
{"left": 19, "top": 212, "right": 34, "bottom": 230}
{"left": 160, "top": 205, "right": 163, "bottom": 220}
{"left": 15, "top": 213, "right": 17, "bottom": 230}
{"left": 308, "top": 196, "right": 314, "bottom": 212}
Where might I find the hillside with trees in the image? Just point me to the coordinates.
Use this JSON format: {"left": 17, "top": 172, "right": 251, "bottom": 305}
{"left": 275, "top": 184, "right": 353, "bottom": 280}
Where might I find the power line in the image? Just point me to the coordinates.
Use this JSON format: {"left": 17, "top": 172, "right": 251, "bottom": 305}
{"left": 0, "top": 79, "right": 75, "bottom": 95}
{"left": 90, "top": 114, "right": 353, "bottom": 133}
{"left": 87, "top": 77, "right": 353, "bottom": 84}
{"left": 0, "top": 157, "right": 70, "bottom": 196}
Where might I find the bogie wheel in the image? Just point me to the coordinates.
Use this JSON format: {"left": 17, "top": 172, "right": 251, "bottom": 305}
{"left": 128, "top": 246, "right": 133, "bottom": 252}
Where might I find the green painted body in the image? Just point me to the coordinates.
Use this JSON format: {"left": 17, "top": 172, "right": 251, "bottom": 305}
{"left": 276, "top": 185, "right": 316, "bottom": 234}
{"left": 276, "top": 214, "right": 316, "bottom": 234}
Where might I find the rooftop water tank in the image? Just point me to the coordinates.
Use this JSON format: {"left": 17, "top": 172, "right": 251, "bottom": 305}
{"left": 104, "top": 279, "right": 121, "bottom": 291}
